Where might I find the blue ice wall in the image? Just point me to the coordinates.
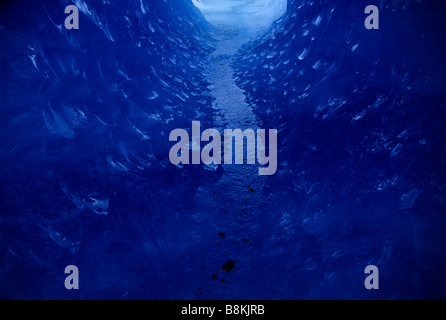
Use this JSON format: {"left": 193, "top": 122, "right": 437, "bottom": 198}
{"left": 1, "top": 0, "right": 221, "bottom": 299}
{"left": 1, "top": 0, "right": 446, "bottom": 299}
{"left": 233, "top": 0, "right": 446, "bottom": 299}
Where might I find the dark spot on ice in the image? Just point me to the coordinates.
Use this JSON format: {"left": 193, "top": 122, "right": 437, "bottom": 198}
{"left": 221, "top": 260, "right": 235, "bottom": 272}
{"left": 248, "top": 186, "right": 254, "bottom": 192}
{"left": 218, "top": 232, "right": 225, "bottom": 239}
{"left": 220, "top": 279, "right": 225, "bottom": 283}
{"left": 212, "top": 274, "right": 217, "bottom": 280}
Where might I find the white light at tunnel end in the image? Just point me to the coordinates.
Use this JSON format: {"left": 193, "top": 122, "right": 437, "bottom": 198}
{"left": 191, "top": 0, "right": 288, "bottom": 33}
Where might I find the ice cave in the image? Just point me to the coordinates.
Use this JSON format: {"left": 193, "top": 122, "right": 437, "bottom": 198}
{"left": 0, "top": 0, "right": 446, "bottom": 299}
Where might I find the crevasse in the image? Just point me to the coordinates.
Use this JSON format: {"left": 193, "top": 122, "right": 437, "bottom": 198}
{"left": 1, "top": 0, "right": 446, "bottom": 299}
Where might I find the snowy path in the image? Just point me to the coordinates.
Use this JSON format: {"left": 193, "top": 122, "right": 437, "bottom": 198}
{"left": 192, "top": 26, "right": 267, "bottom": 277}
{"left": 188, "top": 2, "right": 288, "bottom": 295}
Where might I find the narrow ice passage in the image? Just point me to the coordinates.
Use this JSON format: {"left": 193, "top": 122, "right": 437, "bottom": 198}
{"left": 192, "top": 6, "right": 270, "bottom": 266}
{"left": 2, "top": 0, "right": 444, "bottom": 300}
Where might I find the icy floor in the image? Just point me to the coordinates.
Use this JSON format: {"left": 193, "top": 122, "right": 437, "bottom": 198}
{"left": 191, "top": 21, "right": 267, "bottom": 296}
{"left": 187, "top": 2, "right": 286, "bottom": 295}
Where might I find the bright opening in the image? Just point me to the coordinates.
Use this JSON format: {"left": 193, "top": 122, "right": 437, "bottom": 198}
{"left": 192, "top": 0, "right": 287, "bottom": 35}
